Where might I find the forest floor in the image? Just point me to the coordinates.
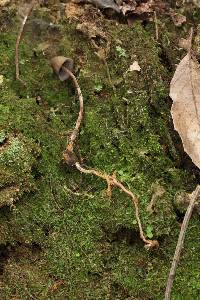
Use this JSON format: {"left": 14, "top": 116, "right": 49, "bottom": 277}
{"left": 0, "top": 0, "right": 200, "bottom": 299}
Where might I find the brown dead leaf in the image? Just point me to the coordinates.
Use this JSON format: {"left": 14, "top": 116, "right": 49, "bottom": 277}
{"left": 170, "top": 52, "right": 200, "bottom": 169}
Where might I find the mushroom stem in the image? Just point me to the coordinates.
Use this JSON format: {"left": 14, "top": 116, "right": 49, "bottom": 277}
{"left": 62, "top": 67, "right": 84, "bottom": 152}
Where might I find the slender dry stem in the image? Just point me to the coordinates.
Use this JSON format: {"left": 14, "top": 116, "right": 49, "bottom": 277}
{"left": 154, "top": 11, "right": 159, "bottom": 40}
{"left": 164, "top": 185, "right": 200, "bottom": 300}
{"left": 188, "top": 27, "right": 193, "bottom": 54}
{"left": 15, "top": 0, "right": 36, "bottom": 83}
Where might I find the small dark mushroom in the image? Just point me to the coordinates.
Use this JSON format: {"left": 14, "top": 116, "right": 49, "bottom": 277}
{"left": 50, "top": 56, "right": 74, "bottom": 81}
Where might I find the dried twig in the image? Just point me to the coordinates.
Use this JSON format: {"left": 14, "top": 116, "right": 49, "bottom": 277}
{"left": 165, "top": 185, "right": 200, "bottom": 300}
{"left": 188, "top": 27, "right": 193, "bottom": 54}
{"left": 60, "top": 67, "right": 158, "bottom": 248}
{"left": 154, "top": 11, "right": 159, "bottom": 41}
{"left": 15, "top": 0, "right": 37, "bottom": 83}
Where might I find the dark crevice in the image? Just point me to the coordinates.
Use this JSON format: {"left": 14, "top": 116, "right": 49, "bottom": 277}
{"left": 43, "top": 225, "right": 52, "bottom": 237}
{"left": 111, "top": 282, "right": 130, "bottom": 298}
{"left": 103, "top": 226, "right": 143, "bottom": 246}
{"left": 32, "top": 165, "right": 43, "bottom": 180}
{"left": 0, "top": 244, "right": 10, "bottom": 275}
{"left": 0, "top": 136, "right": 9, "bottom": 148}
{"left": 112, "top": 227, "right": 143, "bottom": 245}
{"left": 158, "top": 46, "right": 173, "bottom": 72}
{"left": 0, "top": 242, "right": 43, "bottom": 275}
{"left": 173, "top": 207, "right": 185, "bottom": 223}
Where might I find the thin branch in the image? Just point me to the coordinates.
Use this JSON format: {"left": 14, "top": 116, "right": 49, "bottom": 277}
{"left": 15, "top": 0, "right": 37, "bottom": 83}
{"left": 164, "top": 185, "right": 200, "bottom": 300}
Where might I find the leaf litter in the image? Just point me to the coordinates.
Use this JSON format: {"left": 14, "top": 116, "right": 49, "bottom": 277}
{"left": 170, "top": 40, "right": 200, "bottom": 169}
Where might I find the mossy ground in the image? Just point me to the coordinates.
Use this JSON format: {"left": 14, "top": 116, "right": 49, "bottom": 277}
{"left": 0, "top": 2, "right": 200, "bottom": 299}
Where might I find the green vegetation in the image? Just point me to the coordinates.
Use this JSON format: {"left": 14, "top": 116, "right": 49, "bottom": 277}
{"left": 0, "top": 3, "right": 200, "bottom": 299}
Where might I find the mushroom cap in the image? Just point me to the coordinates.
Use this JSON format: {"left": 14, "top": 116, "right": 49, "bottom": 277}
{"left": 50, "top": 56, "right": 74, "bottom": 81}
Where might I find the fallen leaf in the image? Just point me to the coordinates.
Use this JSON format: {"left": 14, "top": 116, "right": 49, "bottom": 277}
{"left": 170, "top": 52, "right": 200, "bottom": 169}
{"left": 129, "top": 61, "right": 141, "bottom": 72}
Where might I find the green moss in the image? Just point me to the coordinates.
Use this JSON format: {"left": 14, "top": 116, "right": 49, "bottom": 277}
{"left": 0, "top": 132, "right": 39, "bottom": 207}
{"left": 0, "top": 5, "right": 199, "bottom": 299}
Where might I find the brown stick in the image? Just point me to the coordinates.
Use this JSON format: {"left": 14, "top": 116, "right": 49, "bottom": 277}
{"left": 164, "top": 185, "right": 200, "bottom": 300}
{"left": 15, "top": 0, "right": 36, "bottom": 83}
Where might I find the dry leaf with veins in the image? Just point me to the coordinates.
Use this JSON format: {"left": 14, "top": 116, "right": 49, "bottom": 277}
{"left": 170, "top": 53, "right": 200, "bottom": 169}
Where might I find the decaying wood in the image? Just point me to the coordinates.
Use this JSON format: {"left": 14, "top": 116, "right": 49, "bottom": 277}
{"left": 164, "top": 185, "right": 200, "bottom": 300}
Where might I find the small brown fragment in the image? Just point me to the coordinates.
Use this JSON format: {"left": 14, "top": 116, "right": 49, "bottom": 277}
{"left": 15, "top": 0, "right": 37, "bottom": 83}
{"left": 170, "top": 11, "right": 186, "bottom": 27}
{"left": 63, "top": 148, "right": 79, "bottom": 166}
